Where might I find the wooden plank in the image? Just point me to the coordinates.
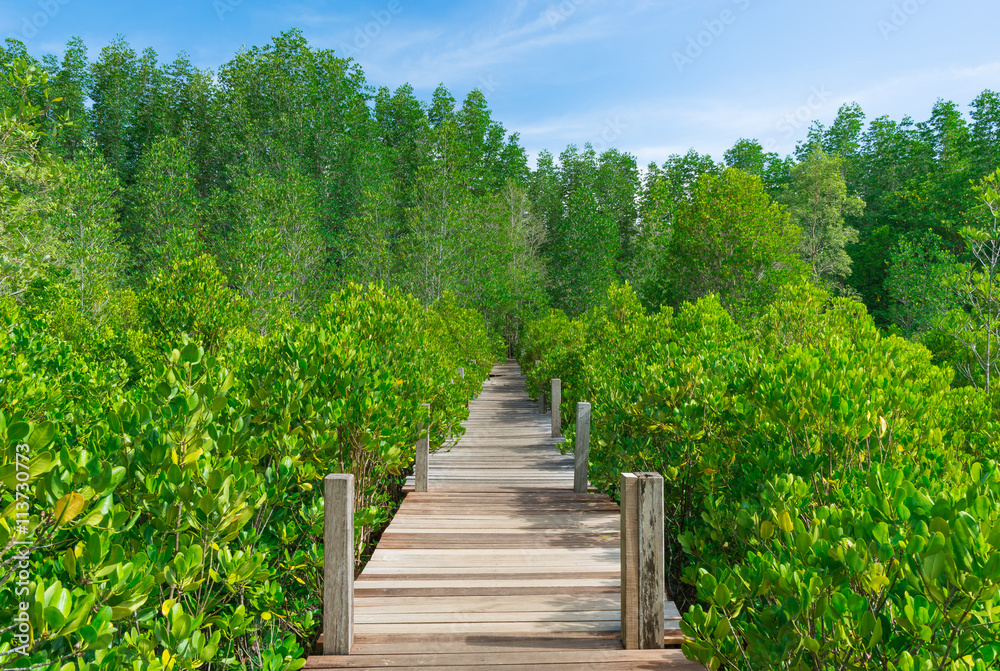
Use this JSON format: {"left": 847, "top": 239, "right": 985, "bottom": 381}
{"left": 355, "top": 596, "right": 681, "bottom": 616}
{"left": 358, "top": 573, "right": 621, "bottom": 583}
{"left": 353, "top": 586, "right": 622, "bottom": 598}
{"left": 354, "top": 630, "right": 622, "bottom": 647}
{"left": 366, "top": 548, "right": 620, "bottom": 558}
{"left": 361, "top": 564, "right": 620, "bottom": 574}
{"left": 305, "top": 649, "right": 700, "bottom": 668}
{"left": 355, "top": 610, "right": 636, "bottom": 624}
{"left": 353, "top": 620, "right": 651, "bottom": 634}
{"left": 343, "top": 630, "right": 682, "bottom": 655}
{"left": 352, "top": 578, "right": 624, "bottom": 589}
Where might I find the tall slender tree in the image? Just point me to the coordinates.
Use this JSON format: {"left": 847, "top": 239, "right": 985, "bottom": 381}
{"left": 778, "top": 147, "right": 864, "bottom": 292}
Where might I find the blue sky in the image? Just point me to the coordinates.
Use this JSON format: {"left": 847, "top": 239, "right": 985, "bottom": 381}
{"left": 3, "top": 0, "right": 999, "bottom": 167}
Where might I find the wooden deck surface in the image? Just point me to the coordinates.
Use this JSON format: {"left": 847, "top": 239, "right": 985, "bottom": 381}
{"left": 306, "top": 360, "right": 702, "bottom": 670}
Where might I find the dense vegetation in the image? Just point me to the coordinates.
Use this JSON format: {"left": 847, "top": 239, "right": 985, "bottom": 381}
{"left": 1, "top": 275, "right": 500, "bottom": 670}
{"left": 522, "top": 283, "right": 1000, "bottom": 670}
{"left": 3, "top": 26, "right": 1000, "bottom": 670}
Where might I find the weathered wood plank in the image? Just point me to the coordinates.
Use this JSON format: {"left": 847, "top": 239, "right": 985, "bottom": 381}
{"left": 306, "top": 649, "right": 695, "bottom": 668}
{"left": 354, "top": 596, "right": 681, "bottom": 616}
{"left": 352, "top": 620, "right": 680, "bottom": 634}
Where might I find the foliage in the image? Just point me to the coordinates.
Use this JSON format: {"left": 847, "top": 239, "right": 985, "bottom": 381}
{"left": 219, "top": 165, "right": 326, "bottom": 326}
{"left": 523, "top": 281, "right": 1000, "bottom": 670}
{"left": 126, "top": 137, "right": 203, "bottom": 275}
{"left": 7, "top": 29, "right": 1000, "bottom": 670}
{"left": 644, "top": 167, "right": 805, "bottom": 321}
{"left": 143, "top": 253, "right": 250, "bottom": 356}
{"left": 885, "top": 230, "right": 959, "bottom": 336}
{"left": 723, "top": 138, "right": 792, "bottom": 195}
{"left": 0, "top": 283, "right": 497, "bottom": 671}
{"left": 942, "top": 168, "right": 1000, "bottom": 391}
{"left": 531, "top": 144, "right": 638, "bottom": 316}
{"left": 0, "top": 58, "right": 70, "bottom": 301}
{"left": 778, "top": 146, "right": 864, "bottom": 291}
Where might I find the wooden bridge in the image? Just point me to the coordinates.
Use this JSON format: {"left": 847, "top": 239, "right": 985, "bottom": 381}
{"left": 306, "top": 361, "right": 702, "bottom": 670}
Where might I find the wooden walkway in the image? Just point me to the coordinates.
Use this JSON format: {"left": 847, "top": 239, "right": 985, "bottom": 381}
{"left": 306, "top": 360, "right": 701, "bottom": 670}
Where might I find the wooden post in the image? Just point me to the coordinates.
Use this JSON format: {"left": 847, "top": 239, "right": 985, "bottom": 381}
{"left": 620, "top": 472, "right": 665, "bottom": 649}
{"left": 575, "top": 402, "right": 591, "bottom": 494}
{"left": 415, "top": 403, "right": 430, "bottom": 492}
{"left": 551, "top": 379, "right": 561, "bottom": 438}
{"left": 534, "top": 361, "right": 544, "bottom": 414}
{"left": 323, "top": 474, "right": 353, "bottom": 655}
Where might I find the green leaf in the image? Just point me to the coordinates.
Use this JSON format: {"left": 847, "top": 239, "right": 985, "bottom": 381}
{"left": 713, "top": 583, "right": 732, "bottom": 608}
{"left": 872, "top": 522, "right": 889, "bottom": 545}
{"left": 63, "top": 548, "right": 77, "bottom": 579}
{"left": 922, "top": 551, "right": 946, "bottom": 581}
{"left": 110, "top": 595, "right": 147, "bottom": 620}
{"left": 181, "top": 342, "right": 202, "bottom": 364}
{"left": 713, "top": 616, "right": 731, "bottom": 639}
{"left": 44, "top": 605, "right": 67, "bottom": 629}
{"left": 27, "top": 422, "right": 55, "bottom": 451}
{"left": 8, "top": 421, "right": 30, "bottom": 442}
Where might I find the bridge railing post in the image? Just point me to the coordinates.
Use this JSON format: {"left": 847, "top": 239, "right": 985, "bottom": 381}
{"left": 575, "top": 402, "right": 591, "bottom": 493}
{"left": 415, "top": 403, "right": 430, "bottom": 492}
{"left": 620, "top": 472, "right": 665, "bottom": 650}
{"left": 550, "top": 379, "right": 561, "bottom": 438}
{"left": 323, "top": 473, "right": 354, "bottom": 655}
{"left": 535, "top": 361, "right": 544, "bottom": 414}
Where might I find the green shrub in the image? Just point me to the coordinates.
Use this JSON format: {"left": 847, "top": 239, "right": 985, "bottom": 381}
{"left": 525, "top": 281, "right": 1000, "bottom": 670}
{"left": 0, "top": 282, "right": 498, "bottom": 670}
